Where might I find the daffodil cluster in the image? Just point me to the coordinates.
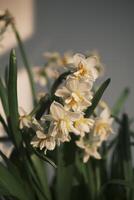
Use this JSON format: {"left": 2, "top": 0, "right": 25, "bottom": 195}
{"left": 33, "top": 52, "right": 73, "bottom": 87}
{"left": 20, "top": 52, "right": 113, "bottom": 163}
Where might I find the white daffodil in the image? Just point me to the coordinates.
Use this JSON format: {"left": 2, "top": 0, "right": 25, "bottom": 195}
{"left": 74, "top": 116, "right": 94, "bottom": 137}
{"left": 33, "top": 66, "right": 47, "bottom": 86}
{"left": 93, "top": 107, "right": 114, "bottom": 144}
{"left": 44, "top": 51, "right": 73, "bottom": 67}
{"left": 19, "top": 107, "right": 32, "bottom": 129}
{"left": 44, "top": 52, "right": 74, "bottom": 79}
{"left": 31, "top": 130, "right": 56, "bottom": 154}
{"left": 45, "top": 65, "right": 60, "bottom": 79}
{"left": 60, "top": 51, "right": 74, "bottom": 66}
{"left": 86, "top": 51, "right": 104, "bottom": 77}
{"left": 55, "top": 77, "right": 93, "bottom": 111}
{"left": 76, "top": 136, "right": 101, "bottom": 163}
{"left": 43, "top": 52, "right": 61, "bottom": 62}
{"left": 48, "top": 101, "right": 82, "bottom": 144}
{"left": 72, "top": 53, "right": 101, "bottom": 81}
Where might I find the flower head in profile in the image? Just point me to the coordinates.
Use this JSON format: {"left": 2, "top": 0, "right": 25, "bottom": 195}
{"left": 31, "top": 130, "right": 56, "bottom": 154}
{"left": 43, "top": 52, "right": 61, "bottom": 62}
{"left": 44, "top": 51, "right": 73, "bottom": 67}
{"left": 33, "top": 66, "right": 47, "bottom": 86}
{"left": 46, "top": 101, "right": 82, "bottom": 144}
{"left": 76, "top": 135, "right": 101, "bottom": 163}
{"left": 93, "top": 106, "right": 114, "bottom": 144}
{"left": 60, "top": 51, "right": 74, "bottom": 66}
{"left": 55, "top": 77, "right": 93, "bottom": 111}
{"left": 86, "top": 51, "right": 104, "bottom": 77}
{"left": 74, "top": 116, "right": 94, "bottom": 137}
{"left": 72, "top": 53, "right": 102, "bottom": 81}
{"left": 19, "top": 107, "right": 32, "bottom": 129}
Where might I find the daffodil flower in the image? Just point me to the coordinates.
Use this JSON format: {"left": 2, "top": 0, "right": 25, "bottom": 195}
{"left": 72, "top": 53, "right": 101, "bottom": 81}
{"left": 93, "top": 107, "right": 114, "bottom": 143}
{"left": 43, "top": 51, "right": 73, "bottom": 67}
{"left": 43, "top": 52, "right": 61, "bottom": 64}
{"left": 45, "top": 101, "right": 82, "bottom": 144}
{"left": 74, "top": 116, "right": 94, "bottom": 137}
{"left": 19, "top": 107, "right": 32, "bottom": 129}
{"left": 33, "top": 66, "right": 47, "bottom": 86}
{"left": 76, "top": 136, "right": 101, "bottom": 163}
{"left": 55, "top": 77, "right": 93, "bottom": 111}
{"left": 31, "top": 130, "right": 56, "bottom": 154}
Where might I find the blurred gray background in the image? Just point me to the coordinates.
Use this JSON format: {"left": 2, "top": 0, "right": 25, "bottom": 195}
{"left": 0, "top": 0, "right": 134, "bottom": 117}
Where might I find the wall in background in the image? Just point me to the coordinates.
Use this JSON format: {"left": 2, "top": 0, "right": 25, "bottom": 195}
{"left": 0, "top": 0, "right": 134, "bottom": 117}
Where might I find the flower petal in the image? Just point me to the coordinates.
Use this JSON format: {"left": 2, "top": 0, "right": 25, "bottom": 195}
{"left": 50, "top": 101, "right": 65, "bottom": 120}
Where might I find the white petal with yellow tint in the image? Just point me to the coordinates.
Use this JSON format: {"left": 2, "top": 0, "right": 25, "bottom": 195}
{"left": 50, "top": 101, "right": 65, "bottom": 120}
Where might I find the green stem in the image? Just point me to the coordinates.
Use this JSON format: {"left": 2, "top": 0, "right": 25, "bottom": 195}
{"left": 86, "top": 163, "right": 96, "bottom": 200}
{"left": 11, "top": 23, "right": 37, "bottom": 105}
{"left": 95, "top": 165, "right": 101, "bottom": 198}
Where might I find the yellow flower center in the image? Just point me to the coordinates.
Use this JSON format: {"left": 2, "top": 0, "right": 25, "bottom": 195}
{"left": 95, "top": 122, "right": 110, "bottom": 134}
{"left": 78, "top": 62, "right": 88, "bottom": 76}
{"left": 68, "top": 97, "right": 77, "bottom": 107}
{"left": 62, "top": 57, "right": 68, "bottom": 65}
{"left": 75, "top": 118, "right": 84, "bottom": 127}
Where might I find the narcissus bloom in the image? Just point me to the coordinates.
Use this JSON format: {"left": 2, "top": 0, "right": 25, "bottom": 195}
{"left": 72, "top": 53, "right": 101, "bottom": 81}
{"left": 74, "top": 116, "right": 94, "bottom": 137}
{"left": 76, "top": 136, "right": 101, "bottom": 163}
{"left": 31, "top": 130, "right": 56, "bottom": 154}
{"left": 44, "top": 51, "right": 73, "bottom": 67}
{"left": 33, "top": 66, "right": 47, "bottom": 86}
{"left": 47, "top": 101, "right": 82, "bottom": 144}
{"left": 19, "top": 107, "right": 32, "bottom": 129}
{"left": 55, "top": 77, "right": 93, "bottom": 111}
{"left": 93, "top": 107, "right": 114, "bottom": 143}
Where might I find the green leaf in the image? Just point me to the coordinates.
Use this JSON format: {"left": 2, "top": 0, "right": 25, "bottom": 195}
{"left": 33, "top": 148, "right": 57, "bottom": 169}
{"left": 63, "top": 137, "right": 76, "bottom": 166}
{"left": 56, "top": 147, "right": 74, "bottom": 200}
{"left": 0, "top": 114, "right": 9, "bottom": 135}
{"left": 110, "top": 114, "right": 134, "bottom": 200}
{"left": 21, "top": 131, "right": 57, "bottom": 168}
{"left": 51, "top": 71, "right": 72, "bottom": 96}
{"left": 101, "top": 179, "right": 134, "bottom": 193}
{"left": 7, "top": 49, "right": 21, "bottom": 148}
{"left": 0, "top": 77, "right": 9, "bottom": 116}
{"left": 0, "top": 182, "right": 9, "bottom": 196}
{"left": 11, "top": 22, "right": 37, "bottom": 105}
{"left": 4, "top": 65, "right": 9, "bottom": 87}
{"left": 25, "top": 154, "right": 49, "bottom": 200}
{"left": 120, "top": 114, "right": 134, "bottom": 199}
{"left": 31, "top": 154, "right": 52, "bottom": 200}
{"left": 0, "top": 163, "right": 29, "bottom": 200}
{"left": 112, "top": 88, "right": 130, "bottom": 116}
{"left": 0, "top": 150, "right": 23, "bottom": 185}
{"left": 34, "top": 94, "right": 50, "bottom": 120}
{"left": 85, "top": 78, "right": 111, "bottom": 117}
{"left": 75, "top": 153, "right": 96, "bottom": 199}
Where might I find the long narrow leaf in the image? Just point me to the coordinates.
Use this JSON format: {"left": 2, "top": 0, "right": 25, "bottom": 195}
{"left": 56, "top": 147, "right": 74, "bottom": 200}
{"left": 31, "top": 154, "right": 52, "bottom": 200}
{"left": 112, "top": 88, "right": 130, "bottom": 116}
{"left": 0, "top": 114, "right": 9, "bottom": 135}
{"left": 0, "top": 163, "right": 29, "bottom": 200}
{"left": 85, "top": 78, "right": 111, "bottom": 117}
{"left": 0, "top": 150, "right": 22, "bottom": 183}
{"left": 0, "top": 77, "right": 9, "bottom": 116}
{"left": 11, "top": 22, "right": 37, "bottom": 105}
{"left": 7, "top": 49, "right": 21, "bottom": 148}
{"left": 51, "top": 71, "right": 72, "bottom": 96}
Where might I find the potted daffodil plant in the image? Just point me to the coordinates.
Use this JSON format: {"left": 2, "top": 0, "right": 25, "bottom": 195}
{"left": 0, "top": 10, "right": 133, "bottom": 200}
